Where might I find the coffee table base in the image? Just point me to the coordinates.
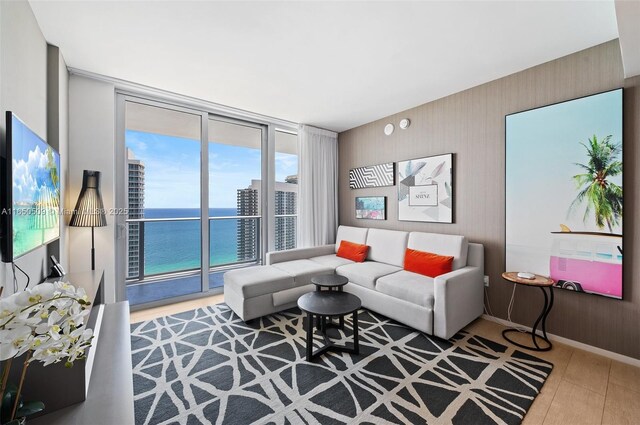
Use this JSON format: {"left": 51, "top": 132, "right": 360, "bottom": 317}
{"left": 305, "top": 311, "right": 359, "bottom": 361}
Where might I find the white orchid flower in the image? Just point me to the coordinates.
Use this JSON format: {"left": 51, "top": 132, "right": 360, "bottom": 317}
{"left": 29, "top": 282, "right": 56, "bottom": 300}
{"left": 0, "top": 297, "right": 19, "bottom": 319}
{"left": 0, "top": 281, "right": 93, "bottom": 367}
{"left": 0, "top": 326, "right": 33, "bottom": 361}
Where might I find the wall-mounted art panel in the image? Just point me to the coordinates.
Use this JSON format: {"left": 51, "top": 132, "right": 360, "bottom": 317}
{"left": 506, "top": 88, "right": 623, "bottom": 299}
{"left": 398, "top": 153, "right": 453, "bottom": 223}
{"left": 349, "top": 162, "right": 394, "bottom": 189}
{"left": 355, "top": 196, "right": 386, "bottom": 220}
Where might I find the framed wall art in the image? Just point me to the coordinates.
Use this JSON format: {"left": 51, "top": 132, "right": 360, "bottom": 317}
{"left": 355, "top": 196, "right": 386, "bottom": 220}
{"left": 397, "top": 153, "right": 453, "bottom": 223}
{"left": 506, "top": 88, "right": 623, "bottom": 299}
{"left": 349, "top": 162, "right": 394, "bottom": 189}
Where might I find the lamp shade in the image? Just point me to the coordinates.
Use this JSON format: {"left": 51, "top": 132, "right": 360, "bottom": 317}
{"left": 69, "top": 170, "right": 107, "bottom": 227}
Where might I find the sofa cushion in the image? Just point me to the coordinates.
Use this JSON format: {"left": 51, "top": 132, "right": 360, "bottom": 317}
{"left": 271, "top": 259, "right": 334, "bottom": 286}
{"left": 336, "top": 261, "right": 401, "bottom": 290}
{"left": 309, "top": 254, "right": 354, "bottom": 270}
{"left": 376, "top": 270, "right": 435, "bottom": 308}
{"left": 224, "top": 266, "right": 295, "bottom": 299}
{"left": 408, "top": 232, "right": 468, "bottom": 270}
{"left": 404, "top": 249, "right": 453, "bottom": 278}
{"left": 335, "top": 226, "right": 369, "bottom": 252}
{"left": 365, "top": 228, "right": 409, "bottom": 267}
{"left": 337, "top": 240, "right": 369, "bottom": 262}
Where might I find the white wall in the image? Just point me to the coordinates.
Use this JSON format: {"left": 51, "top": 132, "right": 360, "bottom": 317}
{"left": 0, "top": 1, "right": 113, "bottom": 301}
{"left": 47, "top": 45, "right": 70, "bottom": 269}
{"left": 0, "top": 0, "right": 53, "bottom": 295}
{"left": 68, "top": 75, "right": 117, "bottom": 302}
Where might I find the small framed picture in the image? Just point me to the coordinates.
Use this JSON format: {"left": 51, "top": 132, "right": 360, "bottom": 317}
{"left": 355, "top": 196, "right": 386, "bottom": 220}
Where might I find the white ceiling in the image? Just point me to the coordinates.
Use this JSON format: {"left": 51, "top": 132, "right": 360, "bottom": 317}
{"left": 29, "top": 1, "right": 619, "bottom": 132}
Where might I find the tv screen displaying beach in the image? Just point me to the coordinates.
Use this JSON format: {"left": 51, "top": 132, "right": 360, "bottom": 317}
{"left": 506, "top": 89, "right": 623, "bottom": 299}
{"left": 11, "top": 115, "right": 60, "bottom": 258}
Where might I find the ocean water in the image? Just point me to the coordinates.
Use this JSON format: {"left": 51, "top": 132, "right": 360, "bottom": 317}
{"left": 12, "top": 210, "right": 59, "bottom": 259}
{"left": 140, "top": 208, "right": 248, "bottom": 276}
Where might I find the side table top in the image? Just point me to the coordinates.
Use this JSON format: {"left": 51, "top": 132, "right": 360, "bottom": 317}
{"left": 311, "top": 274, "right": 348, "bottom": 287}
{"left": 502, "top": 272, "right": 554, "bottom": 287}
{"left": 298, "top": 291, "right": 361, "bottom": 316}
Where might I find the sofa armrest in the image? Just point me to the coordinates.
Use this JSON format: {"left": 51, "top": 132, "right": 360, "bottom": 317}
{"left": 266, "top": 245, "right": 335, "bottom": 265}
{"left": 433, "top": 266, "right": 484, "bottom": 339}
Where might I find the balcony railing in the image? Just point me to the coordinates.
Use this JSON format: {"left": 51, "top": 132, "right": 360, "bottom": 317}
{"left": 125, "top": 213, "right": 297, "bottom": 283}
{"left": 125, "top": 215, "right": 263, "bottom": 282}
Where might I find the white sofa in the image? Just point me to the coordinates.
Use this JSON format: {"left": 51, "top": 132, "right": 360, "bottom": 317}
{"left": 224, "top": 225, "right": 484, "bottom": 340}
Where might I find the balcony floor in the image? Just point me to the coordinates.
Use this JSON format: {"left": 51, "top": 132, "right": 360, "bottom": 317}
{"left": 126, "top": 270, "right": 226, "bottom": 306}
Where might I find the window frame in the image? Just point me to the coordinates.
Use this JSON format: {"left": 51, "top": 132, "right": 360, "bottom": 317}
{"left": 115, "top": 91, "right": 298, "bottom": 308}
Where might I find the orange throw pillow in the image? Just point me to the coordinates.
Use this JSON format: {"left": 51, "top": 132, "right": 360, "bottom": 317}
{"left": 337, "top": 240, "right": 369, "bottom": 262}
{"left": 404, "top": 248, "right": 453, "bottom": 278}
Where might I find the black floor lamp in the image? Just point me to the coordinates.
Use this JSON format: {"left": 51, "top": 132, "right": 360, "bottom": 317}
{"left": 70, "top": 170, "right": 107, "bottom": 270}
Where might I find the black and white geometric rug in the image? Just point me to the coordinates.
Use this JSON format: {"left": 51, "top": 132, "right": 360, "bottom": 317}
{"left": 131, "top": 304, "right": 552, "bottom": 425}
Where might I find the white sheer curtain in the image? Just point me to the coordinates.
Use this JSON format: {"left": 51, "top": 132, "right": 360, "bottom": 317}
{"left": 297, "top": 124, "right": 338, "bottom": 248}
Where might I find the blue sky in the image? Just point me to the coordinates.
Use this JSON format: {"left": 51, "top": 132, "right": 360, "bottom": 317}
{"left": 506, "top": 89, "right": 623, "bottom": 250}
{"left": 126, "top": 130, "right": 297, "bottom": 208}
{"left": 12, "top": 115, "right": 60, "bottom": 205}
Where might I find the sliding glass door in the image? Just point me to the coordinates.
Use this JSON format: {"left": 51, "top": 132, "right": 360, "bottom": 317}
{"left": 208, "top": 117, "right": 265, "bottom": 289}
{"left": 116, "top": 94, "right": 297, "bottom": 309}
{"left": 120, "top": 100, "right": 204, "bottom": 306}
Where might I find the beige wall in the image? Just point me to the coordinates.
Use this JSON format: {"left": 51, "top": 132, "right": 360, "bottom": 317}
{"left": 338, "top": 40, "right": 640, "bottom": 360}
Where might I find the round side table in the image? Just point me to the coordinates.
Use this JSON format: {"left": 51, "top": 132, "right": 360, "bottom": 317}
{"left": 311, "top": 274, "right": 348, "bottom": 291}
{"left": 310, "top": 274, "right": 349, "bottom": 329}
{"left": 501, "top": 272, "right": 554, "bottom": 352}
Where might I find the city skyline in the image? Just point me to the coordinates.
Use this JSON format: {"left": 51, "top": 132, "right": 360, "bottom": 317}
{"left": 127, "top": 148, "right": 145, "bottom": 279}
{"left": 237, "top": 179, "right": 297, "bottom": 260}
{"left": 125, "top": 130, "right": 298, "bottom": 209}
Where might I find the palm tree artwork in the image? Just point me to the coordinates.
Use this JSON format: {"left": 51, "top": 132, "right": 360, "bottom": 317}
{"left": 570, "top": 135, "right": 622, "bottom": 232}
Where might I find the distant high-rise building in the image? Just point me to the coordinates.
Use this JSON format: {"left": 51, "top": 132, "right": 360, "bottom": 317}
{"left": 236, "top": 178, "right": 297, "bottom": 261}
{"left": 285, "top": 175, "right": 298, "bottom": 184}
{"left": 127, "top": 149, "right": 145, "bottom": 278}
{"left": 236, "top": 186, "right": 260, "bottom": 261}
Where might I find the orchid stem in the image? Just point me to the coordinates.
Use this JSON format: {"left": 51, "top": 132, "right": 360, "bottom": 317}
{"left": 0, "top": 358, "right": 13, "bottom": 418}
{"left": 11, "top": 352, "right": 31, "bottom": 421}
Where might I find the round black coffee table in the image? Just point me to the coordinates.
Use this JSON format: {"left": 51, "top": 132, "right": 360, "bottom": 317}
{"left": 297, "top": 291, "right": 361, "bottom": 362}
{"left": 311, "top": 274, "right": 348, "bottom": 291}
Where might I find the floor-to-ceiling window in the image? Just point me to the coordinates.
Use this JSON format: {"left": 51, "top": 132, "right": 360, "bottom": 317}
{"left": 274, "top": 130, "right": 298, "bottom": 251}
{"left": 208, "top": 117, "right": 264, "bottom": 270}
{"left": 122, "top": 101, "right": 204, "bottom": 305}
{"left": 116, "top": 94, "right": 297, "bottom": 308}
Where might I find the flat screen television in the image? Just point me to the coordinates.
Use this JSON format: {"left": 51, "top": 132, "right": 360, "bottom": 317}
{"left": 505, "top": 89, "right": 623, "bottom": 299}
{"left": 1, "top": 112, "right": 60, "bottom": 262}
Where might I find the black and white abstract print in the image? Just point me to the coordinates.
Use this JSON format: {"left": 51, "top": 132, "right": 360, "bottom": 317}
{"left": 131, "top": 305, "right": 552, "bottom": 425}
{"left": 349, "top": 163, "right": 395, "bottom": 189}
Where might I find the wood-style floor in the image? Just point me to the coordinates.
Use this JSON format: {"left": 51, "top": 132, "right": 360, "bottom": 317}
{"left": 130, "top": 296, "right": 640, "bottom": 425}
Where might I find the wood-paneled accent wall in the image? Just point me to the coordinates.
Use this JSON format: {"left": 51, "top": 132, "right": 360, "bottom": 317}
{"left": 338, "top": 40, "right": 640, "bottom": 360}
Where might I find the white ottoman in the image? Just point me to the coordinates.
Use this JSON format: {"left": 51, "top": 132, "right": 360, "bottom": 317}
{"left": 224, "top": 265, "right": 295, "bottom": 321}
